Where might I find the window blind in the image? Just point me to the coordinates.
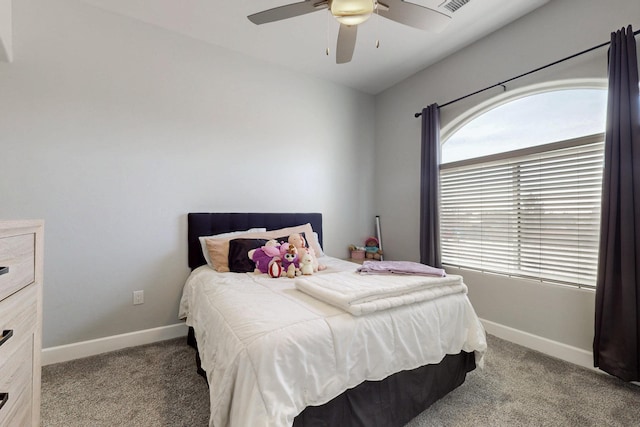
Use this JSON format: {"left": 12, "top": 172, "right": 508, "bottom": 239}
{"left": 440, "top": 134, "right": 604, "bottom": 288}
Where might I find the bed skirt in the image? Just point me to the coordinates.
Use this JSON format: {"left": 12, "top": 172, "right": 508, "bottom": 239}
{"left": 187, "top": 327, "right": 476, "bottom": 426}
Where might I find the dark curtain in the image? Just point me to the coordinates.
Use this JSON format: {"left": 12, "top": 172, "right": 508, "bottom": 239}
{"left": 593, "top": 25, "right": 640, "bottom": 382}
{"left": 420, "top": 104, "right": 442, "bottom": 268}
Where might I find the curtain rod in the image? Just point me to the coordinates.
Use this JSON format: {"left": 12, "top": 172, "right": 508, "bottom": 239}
{"left": 414, "top": 27, "right": 640, "bottom": 118}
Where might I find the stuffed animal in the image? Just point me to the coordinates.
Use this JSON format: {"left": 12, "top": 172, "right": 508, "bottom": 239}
{"left": 288, "top": 233, "right": 326, "bottom": 272}
{"left": 280, "top": 243, "right": 300, "bottom": 278}
{"left": 364, "top": 237, "right": 383, "bottom": 260}
{"left": 268, "top": 257, "right": 283, "bottom": 278}
{"left": 249, "top": 240, "right": 281, "bottom": 274}
{"left": 299, "top": 251, "right": 314, "bottom": 276}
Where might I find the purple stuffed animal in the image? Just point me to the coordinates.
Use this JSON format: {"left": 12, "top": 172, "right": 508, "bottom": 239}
{"left": 250, "top": 240, "right": 281, "bottom": 274}
{"left": 280, "top": 243, "right": 300, "bottom": 278}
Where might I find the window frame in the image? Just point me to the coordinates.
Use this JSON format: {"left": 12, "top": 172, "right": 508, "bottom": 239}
{"left": 439, "top": 83, "right": 608, "bottom": 289}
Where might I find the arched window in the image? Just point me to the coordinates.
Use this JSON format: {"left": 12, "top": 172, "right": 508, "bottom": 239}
{"left": 440, "top": 88, "right": 607, "bottom": 288}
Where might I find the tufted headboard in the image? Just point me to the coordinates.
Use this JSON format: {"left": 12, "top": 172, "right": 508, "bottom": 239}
{"left": 187, "top": 212, "right": 323, "bottom": 270}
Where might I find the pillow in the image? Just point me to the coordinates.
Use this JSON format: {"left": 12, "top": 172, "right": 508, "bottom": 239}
{"left": 311, "top": 231, "right": 325, "bottom": 257}
{"left": 199, "top": 228, "right": 266, "bottom": 268}
{"left": 204, "top": 223, "right": 319, "bottom": 272}
{"left": 228, "top": 238, "right": 269, "bottom": 273}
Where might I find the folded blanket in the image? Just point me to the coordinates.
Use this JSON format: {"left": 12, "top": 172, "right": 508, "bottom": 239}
{"left": 357, "top": 260, "right": 446, "bottom": 277}
{"left": 295, "top": 272, "right": 467, "bottom": 316}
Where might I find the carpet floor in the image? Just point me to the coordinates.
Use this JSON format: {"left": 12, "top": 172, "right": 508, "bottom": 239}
{"left": 41, "top": 334, "right": 640, "bottom": 426}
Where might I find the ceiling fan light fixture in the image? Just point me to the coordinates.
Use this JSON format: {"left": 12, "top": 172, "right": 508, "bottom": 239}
{"left": 330, "top": 0, "right": 375, "bottom": 26}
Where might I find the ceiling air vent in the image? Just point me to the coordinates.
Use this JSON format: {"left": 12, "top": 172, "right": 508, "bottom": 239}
{"left": 441, "top": 0, "right": 471, "bottom": 13}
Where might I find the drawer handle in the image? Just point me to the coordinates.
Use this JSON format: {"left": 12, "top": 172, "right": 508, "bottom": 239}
{"left": 0, "top": 393, "right": 7, "bottom": 412}
{"left": 0, "top": 330, "right": 13, "bottom": 347}
{"left": 0, "top": 266, "right": 8, "bottom": 276}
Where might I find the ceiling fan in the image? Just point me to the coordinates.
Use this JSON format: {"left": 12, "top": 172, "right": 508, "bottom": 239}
{"left": 248, "top": 0, "right": 452, "bottom": 64}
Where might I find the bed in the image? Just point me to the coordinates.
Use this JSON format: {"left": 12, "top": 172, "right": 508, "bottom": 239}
{"left": 179, "top": 212, "right": 487, "bottom": 427}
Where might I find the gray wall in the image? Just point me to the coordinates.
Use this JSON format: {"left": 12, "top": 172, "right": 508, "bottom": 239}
{"left": 0, "top": 0, "right": 10, "bottom": 61}
{"left": 3, "top": 0, "right": 639, "bottom": 355}
{"left": 374, "top": 0, "right": 640, "bottom": 352}
{"left": 0, "top": 0, "right": 376, "bottom": 348}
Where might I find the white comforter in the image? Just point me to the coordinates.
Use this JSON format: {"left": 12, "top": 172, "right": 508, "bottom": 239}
{"left": 295, "top": 272, "right": 468, "bottom": 316}
{"left": 179, "top": 257, "right": 487, "bottom": 427}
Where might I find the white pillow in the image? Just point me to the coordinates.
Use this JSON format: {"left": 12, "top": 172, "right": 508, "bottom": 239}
{"left": 311, "top": 232, "right": 325, "bottom": 257}
{"left": 199, "top": 228, "right": 266, "bottom": 268}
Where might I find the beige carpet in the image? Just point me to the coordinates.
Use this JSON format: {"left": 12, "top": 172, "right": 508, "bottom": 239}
{"left": 42, "top": 334, "right": 640, "bottom": 426}
{"left": 42, "top": 338, "right": 210, "bottom": 426}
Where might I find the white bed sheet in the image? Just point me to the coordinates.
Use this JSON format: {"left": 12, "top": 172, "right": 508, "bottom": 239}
{"left": 179, "top": 256, "right": 487, "bottom": 427}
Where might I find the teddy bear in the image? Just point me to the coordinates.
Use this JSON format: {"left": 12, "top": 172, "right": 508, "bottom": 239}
{"left": 280, "top": 243, "right": 301, "bottom": 278}
{"left": 249, "top": 239, "right": 281, "bottom": 274}
{"left": 299, "top": 251, "right": 314, "bottom": 276}
{"left": 364, "top": 237, "right": 383, "bottom": 260}
{"left": 288, "top": 233, "right": 325, "bottom": 272}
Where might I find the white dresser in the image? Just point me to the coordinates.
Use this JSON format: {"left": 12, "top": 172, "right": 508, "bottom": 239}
{"left": 0, "top": 221, "right": 43, "bottom": 426}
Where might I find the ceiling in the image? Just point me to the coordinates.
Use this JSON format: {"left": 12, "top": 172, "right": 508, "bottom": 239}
{"left": 79, "top": 0, "right": 550, "bottom": 94}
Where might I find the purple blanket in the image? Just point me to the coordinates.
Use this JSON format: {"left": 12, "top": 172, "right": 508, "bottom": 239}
{"left": 356, "top": 260, "right": 446, "bottom": 277}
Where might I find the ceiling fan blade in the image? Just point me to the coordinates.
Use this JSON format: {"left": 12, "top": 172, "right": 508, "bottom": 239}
{"left": 377, "top": 0, "right": 451, "bottom": 32}
{"left": 248, "top": 1, "right": 327, "bottom": 25}
{"left": 336, "top": 24, "right": 357, "bottom": 64}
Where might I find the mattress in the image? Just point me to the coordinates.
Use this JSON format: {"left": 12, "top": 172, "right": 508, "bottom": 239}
{"left": 179, "top": 256, "right": 487, "bottom": 427}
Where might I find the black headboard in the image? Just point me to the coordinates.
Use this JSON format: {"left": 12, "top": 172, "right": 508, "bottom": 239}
{"left": 188, "top": 212, "right": 323, "bottom": 270}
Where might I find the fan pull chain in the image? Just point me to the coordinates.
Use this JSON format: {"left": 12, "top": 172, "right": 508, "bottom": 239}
{"left": 375, "top": 1, "right": 380, "bottom": 48}
{"left": 326, "top": 10, "right": 331, "bottom": 56}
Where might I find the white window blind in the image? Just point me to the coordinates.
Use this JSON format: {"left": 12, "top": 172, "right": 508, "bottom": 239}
{"left": 440, "top": 134, "right": 604, "bottom": 288}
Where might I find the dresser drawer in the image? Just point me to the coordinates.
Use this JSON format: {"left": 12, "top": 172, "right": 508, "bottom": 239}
{"left": 0, "top": 336, "right": 34, "bottom": 427}
{"left": 0, "top": 221, "right": 42, "bottom": 427}
{"left": 0, "top": 233, "right": 36, "bottom": 302}
{"left": 0, "top": 284, "right": 37, "bottom": 363}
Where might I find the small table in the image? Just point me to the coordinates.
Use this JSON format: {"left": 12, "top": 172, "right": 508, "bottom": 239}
{"left": 347, "top": 258, "right": 381, "bottom": 265}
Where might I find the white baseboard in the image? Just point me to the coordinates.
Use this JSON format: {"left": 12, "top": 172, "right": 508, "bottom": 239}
{"left": 41, "top": 323, "right": 189, "bottom": 366}
{"left": 480, "top": 318, "right": 597, "bottom": 372}
{"left": 41, "top": 318, "right": 637, "bottom": 384}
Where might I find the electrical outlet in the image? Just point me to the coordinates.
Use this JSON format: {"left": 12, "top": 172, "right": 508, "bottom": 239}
{"left": 133, "top": 290, "right": 144, "bottom": 305}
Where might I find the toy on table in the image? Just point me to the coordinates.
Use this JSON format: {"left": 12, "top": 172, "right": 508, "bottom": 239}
{"left": 364, "top": 237, "right": 383, "bottom": 260}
